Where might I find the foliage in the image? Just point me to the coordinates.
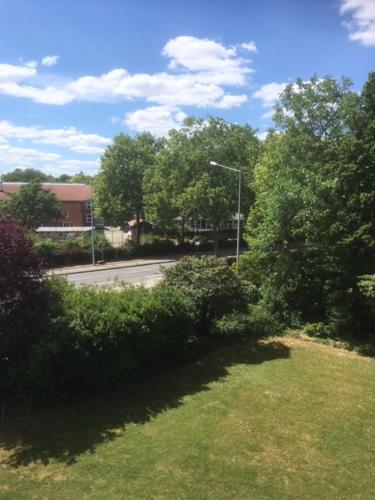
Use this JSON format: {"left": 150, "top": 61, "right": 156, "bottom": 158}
{"left": 95, "top": 133, "right": 160, "bottom": 243}
{"left": 1, "top": 168, "right": 53, "bottom": 183}
{"left": 68, "top": 170, "right": 93, "bottom": 184}
{"left": 0, "top": 220, "right": 45, "bottom": 395}
{"left": 144, "top": 117, "right": 259, "bottom": 249}
{"left": 1, "top": 168, "right": 94, "bottom": 184}
{"left": 3, "top": 181, "right": 61, "bottom": 229}
{"left": 163, "top": 256, "right": 250, "bottom": 333}
{"left": 211, "top": 312, "right": 253, "bottom": 338}
{"left": 244, "top": 74, "right": 375, "bottom": 335}
{"left": 20, "top": 281, "right": 195, "bottom": 403}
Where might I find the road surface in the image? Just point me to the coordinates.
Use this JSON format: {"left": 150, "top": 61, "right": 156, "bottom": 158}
{"left": 65, "top": 261, "right": 175, "bottom": 287}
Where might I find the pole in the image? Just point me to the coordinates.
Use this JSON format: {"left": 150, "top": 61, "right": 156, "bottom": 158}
{"left": 90, "top": 183, "right": 95, "bottom": 265}
{"left": 236, "top": 171, "right": 241, "bottom": 267}
{"left": 209, "top": 161, "right": 242, "bottom": 267}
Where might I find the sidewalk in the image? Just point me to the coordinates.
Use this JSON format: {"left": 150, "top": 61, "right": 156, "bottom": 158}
{"left": 48, "top": 257, "right": 179, "bottom": 276}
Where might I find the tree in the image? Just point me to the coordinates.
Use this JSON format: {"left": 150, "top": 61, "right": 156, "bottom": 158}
{"left": 0, "top": 220, "right": 44, "bottom": 367}
{"left": 3, "top": 181, "right": 61, "bottom": 229}
{"left": 95, "top": 132, "right": 160, "bottom": 244}
{"left": 2, "top": 168, "right": 53, "bottom": 183}
{"left": 243, "top": 75, "right": 375, "bottom": 333}
{"left": 69, "top": 171, "right": 94, "bottom": 184}
{"left": 144, "top": 117, "right": 259, "bottom": 250}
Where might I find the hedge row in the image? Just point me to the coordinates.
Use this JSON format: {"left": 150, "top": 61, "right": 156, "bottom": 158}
{"left": 2, "top": 256, "right": 254, "bottom": 406}
{"left": 34, "top": 233, "right": 246, "bottom": 268}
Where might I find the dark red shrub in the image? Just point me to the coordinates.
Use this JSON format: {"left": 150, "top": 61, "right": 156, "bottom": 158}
{"left": 0, "top": 219, "right": 44, "bottom": 361}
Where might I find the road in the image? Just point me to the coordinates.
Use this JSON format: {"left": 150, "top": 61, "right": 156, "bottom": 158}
{"left": 65, "top": 261, "right": 175, "bottom": 287}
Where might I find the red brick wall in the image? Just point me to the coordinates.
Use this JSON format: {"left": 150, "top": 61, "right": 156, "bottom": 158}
{"left": 50, "top": 201, "right": 87, "bottom": 226}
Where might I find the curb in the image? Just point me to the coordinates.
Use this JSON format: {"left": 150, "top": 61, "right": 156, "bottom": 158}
{"left": 48, "top": 258, "right": 178, "bottom": 276}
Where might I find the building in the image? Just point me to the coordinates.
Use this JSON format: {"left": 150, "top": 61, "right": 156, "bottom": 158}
{"left": 174, "top": 214, "right": 244, "bottom": 232}
{"left": 0, "top": 182, "right": 93, "bottom": 227}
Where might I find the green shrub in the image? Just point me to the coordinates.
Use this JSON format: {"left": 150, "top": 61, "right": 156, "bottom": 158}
{"left": 211, "top": 313, "right": 253, "bottom": 338}
{"left": 247, "top": 301, "right": 284, "bottom": 337}
{"left": 303, "top": 322, "right": 332, "bottom": 338}
{"left": 163, "top": 256, "right": 250, "bottom": 334}
{"left": 23, "top": 281, "right": 195, "bottom": 403}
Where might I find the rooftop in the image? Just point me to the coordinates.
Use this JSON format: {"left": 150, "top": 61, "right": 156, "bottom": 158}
{"left": 0, "top": 182, "right": 92, "bottom": 202}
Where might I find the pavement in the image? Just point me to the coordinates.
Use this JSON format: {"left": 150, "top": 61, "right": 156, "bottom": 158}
{"left": 63, "top": 261, "right": 175, "bottom": 288}
{"left": 48, "top": 257, "right": 178, "bottom": 276}
{"left": 48, "top": 251, "right": 237, "bottom": 288}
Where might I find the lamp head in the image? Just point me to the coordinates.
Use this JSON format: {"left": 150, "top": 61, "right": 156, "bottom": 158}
{"left": 209, "top": 161, "right": 218, "bottom": 166}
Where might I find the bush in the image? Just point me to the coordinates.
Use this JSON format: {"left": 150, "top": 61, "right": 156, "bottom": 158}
{"left": 247, "top": 301, "right": 284, "bottom": 337}
{"left": 211, "top": 313, "right": 253, "bottom": 338}
{"left": 303, "top": 322, "right": 332, "bottom": 338}
{"left": 0, "top": 220, "right": 44, "bottom": 363}
{"left": 163, "top": 256, "right": 250, "bottom": 334}
{"left": 21, "top": 281, "right": 196, "bottom": 403}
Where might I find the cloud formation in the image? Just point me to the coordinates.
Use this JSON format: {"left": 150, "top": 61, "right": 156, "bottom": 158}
{"left": 0, "top": 36, "right": 254, "bottom": 110}
{"left": 124, "top": 106, "right": 187, "bottom": 137}
{"left": 41, "top": 55, "right": 60, "bottom": 66}
{"left": 340, "top": 0, "right": 375, "bottom": 46}
{"left": 253, "top": 82, "right": 288, "bottom": 108}
{"left": 0, "top": 121, "right": 111, "bottom": 154}
{"left": 0, "top": 142, "right": 100, "bottom": 174}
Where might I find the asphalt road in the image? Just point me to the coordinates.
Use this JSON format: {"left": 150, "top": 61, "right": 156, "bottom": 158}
{"left": 65, "top": 261, "right": 175, "bottom": 287}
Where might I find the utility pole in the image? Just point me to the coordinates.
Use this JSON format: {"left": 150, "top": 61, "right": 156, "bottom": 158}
{"left": 90, "top": 183, "right": 95, "bottom": 265}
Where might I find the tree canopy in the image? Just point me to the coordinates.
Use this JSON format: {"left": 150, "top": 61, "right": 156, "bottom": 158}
{"left": 3, "top": 181, "right": 61, "bottom": 229}
{"left": 242, "top": 73, "right": 375, "bottom": 331}
{"left": 143, "top": 117, "right": 259, "bottom": 249}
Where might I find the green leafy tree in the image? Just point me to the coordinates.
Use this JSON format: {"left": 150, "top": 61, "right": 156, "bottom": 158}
{"left": 95, "top": 132, "right": 159, "bottom": 244}
{"left": 243, "top": 75, "right": 375, "bottom": 333}
{"left": 3, "top": 181, "right": 61, "bottom": 229}
{"left": 69, "top": 171, "right": 94, "bottom": 184}
{"left": 2, "top": 168, "right": 53, "bottom": 183}
{"left": 144, "top": 117, "right": 259, "bottom": 249}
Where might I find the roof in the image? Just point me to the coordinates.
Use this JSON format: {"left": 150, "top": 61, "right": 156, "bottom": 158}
{"left": 0, "top": 182, "right": 92, "bottom": 202}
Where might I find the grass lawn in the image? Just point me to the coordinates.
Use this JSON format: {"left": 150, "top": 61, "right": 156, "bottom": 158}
{"left": 0, "top": 337, "right": 374, "bottom": 499}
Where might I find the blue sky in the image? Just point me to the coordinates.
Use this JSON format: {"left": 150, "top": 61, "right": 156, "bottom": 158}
{"left": 0, "top": 0, "right": 374, "bottom": 176}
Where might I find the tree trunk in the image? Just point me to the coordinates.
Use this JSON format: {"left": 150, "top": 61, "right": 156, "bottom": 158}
{"left": 213, "top": 225, "right": 219, "bottom": 255}
{"left": 135, "top": 214, "right": 141, "bottom": 245}
{"left": 180, "top": 215, "right": 185, "bottom": 244}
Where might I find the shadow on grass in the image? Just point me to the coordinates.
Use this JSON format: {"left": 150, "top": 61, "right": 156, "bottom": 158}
{"left": 0, "top": 339, "right": 290, "bottom": 468}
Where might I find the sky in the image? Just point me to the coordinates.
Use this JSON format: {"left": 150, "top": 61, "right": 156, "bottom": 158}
{"left": 0, "top": 0, "right": 374, "bottom": 177}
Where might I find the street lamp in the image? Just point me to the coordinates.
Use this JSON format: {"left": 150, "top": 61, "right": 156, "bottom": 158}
{"left": 209, "top": 161, "right": 241, "bottom": 267}
{"left": 90, "top": 182, "right": 95, "bottom": 265}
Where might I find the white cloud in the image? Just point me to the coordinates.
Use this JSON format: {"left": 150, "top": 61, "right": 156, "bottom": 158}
{"left": 125, "top": 105, "right": 187, "bottom": 137}
{"left": 0, "top": 121, "right": 111, "bottom": 154}
{"left": 0, "top": 143, "right": 100, "bottom": 175}
{"left": 214, "top": 94, "right": 248, "bottom": 109}
{"left": 256, "top": 131, "right": 268, "bottom": 141}
{"left": 340, "top": 0, "right": 375, "bottom": 46}
{"left": 41, "top": 55, "right": 60, "bottom": 66}
{"left": 0, "top": 63, "right": 36, "bottom": 82}
{"left": 25, "top": 60, "right": 38, "bottom": 68}
{"left": 0, "top": 143, "right": 61, "bottom": 168}
{"left": 0, "top": 36, "right": 254, "bottom": 109}
{"left": 163, "top": 36, "right": 246, "bottom": 74}
{"left": 55, "top": 158, "right": 99, "bottom": 173}
{"left": 261, "top": 109, "right": 274, "bottom": 120}
{"left": 241, "top": 41, "right": 258, "bottom": 53}
{"left": 253, "top": 82, "right": 288, "bottom": 107}
{"left": 0, "top": 82, "right": 74, "bottom": 104}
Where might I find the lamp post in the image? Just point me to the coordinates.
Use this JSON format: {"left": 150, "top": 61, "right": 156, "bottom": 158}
{"left": 209, "top": 161, "right": 242, "bottom": 267}
{"left": 90, "top": 182, "right": 95, "bottom": 265}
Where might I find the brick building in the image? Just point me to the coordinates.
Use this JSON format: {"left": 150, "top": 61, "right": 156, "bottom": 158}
{"left": 0, "top": 182, "right": 93, "bottom": 227}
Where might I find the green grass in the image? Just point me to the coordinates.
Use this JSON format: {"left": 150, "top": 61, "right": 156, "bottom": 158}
{"left": 0, "top": 337, "right": 374, "bottom": 499}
